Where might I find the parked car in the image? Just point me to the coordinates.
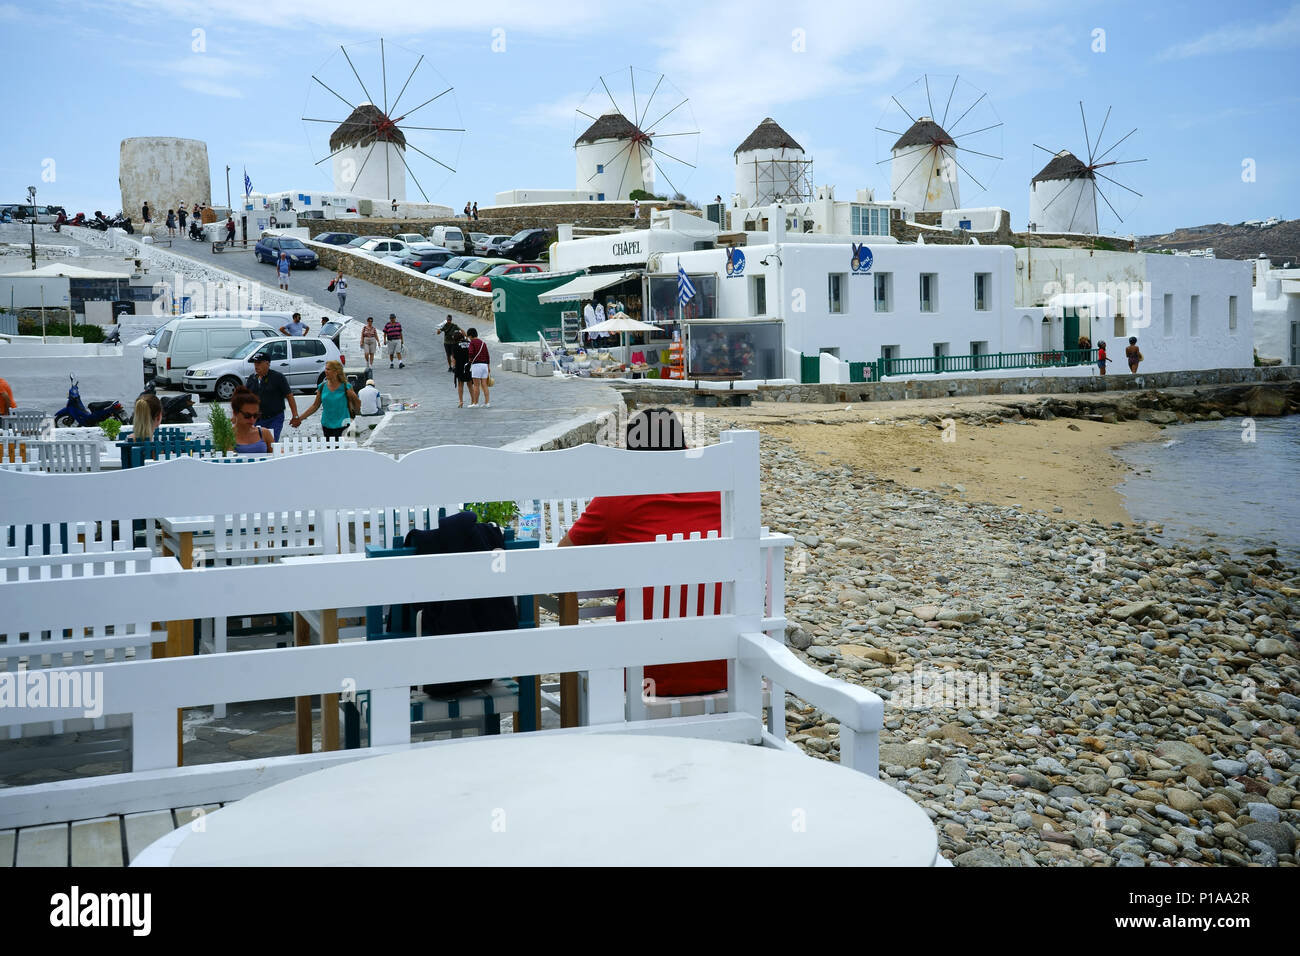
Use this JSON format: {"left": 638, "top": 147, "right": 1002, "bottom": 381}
{"left": 388, "top": 246, "right": 455, "bottom": 273}
{"left": 470, "top": 262, "right": 544, "bottom": 292}
{"left": 11, "top": 204, "right": 59, "bottom": 224}
{"left": 497, "top": 228, "right": 550, "bottom": 262}
{"left": 254, "top": 235, "right": 319, "bottom": 268}
{"left": 468, "top": 232, "right": 489, "bottom": 246}
{"left": 353, "top": 237, "right": 409, "bottom": 258}
{"left": 446, "top": 257, "right": 512, "bottom": 286}
{"left": 183, "top": 335, "right": 345, "bottom": 401}
{"left": 429, "top": 225, "right": 471, "bottom": 254}
{"left": 151, "top": 317, "right": 281, "bottom": 388}
{"left": 473, "top": 234, "right": 510, "bottom": 256}
{"left": 425, "top": 255, "right": 481, "bottom": 281}
{"left": 315, "top": 232, "right": 359, "bottom": 246}
{"left": 393, "top": 233, "right": 426, "bottom": 245}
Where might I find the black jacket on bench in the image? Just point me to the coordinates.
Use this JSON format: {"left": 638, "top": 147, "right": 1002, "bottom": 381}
{"left": 401, "top": 511, "right": 518, "bottom": 697}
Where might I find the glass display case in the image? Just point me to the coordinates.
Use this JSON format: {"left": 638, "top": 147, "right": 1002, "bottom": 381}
{"left": 684, "top": 319, "right": 784, "bottom": 381}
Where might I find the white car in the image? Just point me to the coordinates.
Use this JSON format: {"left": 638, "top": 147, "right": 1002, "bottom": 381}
{"left": 474, "top": 234, "right": 510, "bottom": 256}
{"left": 393, "top": 233, "right": 426, "bottom": 245}
{"left": 352, "top": 237, "right": 410, "bottom": 258}
{"left": 183, "top": 335, "right": 346, "bottom": 402}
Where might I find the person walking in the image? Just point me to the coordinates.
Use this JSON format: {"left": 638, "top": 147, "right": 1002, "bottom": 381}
{"left": 225, "top": 216, "right": 236, "bottom": 244}
{"left": 166, "top": 209, "right": 176, "bottom": 237}
{"left": 464, "top": 202, "right": 471, "bottom": 220}
{"left": 295, "top": 360, "right": 356, "bottom": 439}
{"left": 334, "top": 271, "right": 348, "bottom": 313}
{"left": 452, "top": 329, "right": 472, "bottom": 407}
{"left": 436, "top": 315, "right": 462, "bottom": 370}
{"left": 277, "top": 252, "right": 291, "bottom": 291}
{"left": 391, "top": 198, "right": 398, "bottom": 217}
{"left": 142, "top": 201, "right": 151, "bottom": 223}
{"left": 1125, "top": 336, "right": 1143, "bottom": 374}
{"left": 632, "top": 198, "right": 640, "bottom": 219}
{"left": 360, "top": 316, "right": 379, "bottom": 368}
{"left": 230, "top": 387, "right": 274, "bottom": 453}
{"left": 471, "top": 202, "right": 479, "bottom": 221}
{"left": 279, "top": 312, "right": 307, "bottom": 336}
{"left": 1096, "top": 340, "right": 1111, "bottom": 376}
{"left": 245, "top": 351, "right": 299, "bottom": 440}
{"left": 383, "top": 313, "right": 405, "bottom": 368}
{"left": 177, "top": 205, "right": 187, "bottom": 231}
{"left": 466, "top": 327, "right": 490, "bottom": 408}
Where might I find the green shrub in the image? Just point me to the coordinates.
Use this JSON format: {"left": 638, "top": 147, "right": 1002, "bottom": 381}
{"left": 14, "top": 319, "right": 105, "bottom": 342}
{"left": 100, "top": 418, "right": 122, "bottom": 441}
{"left": 208, "top": 403, "right": 235, "bottom": 453}
{"left": 464, "top": 501, "right": 519, "bottom": 528}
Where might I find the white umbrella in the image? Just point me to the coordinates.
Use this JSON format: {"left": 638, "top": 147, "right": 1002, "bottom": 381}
{"left": 582, "top": 312, "right": 660, "bottom": 367}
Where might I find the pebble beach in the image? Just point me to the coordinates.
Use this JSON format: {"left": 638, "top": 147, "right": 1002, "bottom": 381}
{"left": 692, "top": 400, "right": 1300, "bottom": 867}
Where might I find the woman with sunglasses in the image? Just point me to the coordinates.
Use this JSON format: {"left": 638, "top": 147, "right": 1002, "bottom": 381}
{"left": 231, "top": 387, "right": 274, "bottom": 453}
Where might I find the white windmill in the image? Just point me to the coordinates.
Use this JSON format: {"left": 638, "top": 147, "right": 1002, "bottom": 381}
{"left": 574, "top": 68, "right": 700, "bottom": 200}
{"left": 1029, "top": 103, "right": 1145, "bottom": 235}
{"left": 876, "top": 75, "right": 1002, "bottom": 213}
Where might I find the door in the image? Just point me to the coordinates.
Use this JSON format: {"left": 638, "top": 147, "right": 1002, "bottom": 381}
{"left": 290, "top": 338, "right": 327, "bottom": 387}
{"left": 1063, "top": 308, "right": 1079, "bottom": 351}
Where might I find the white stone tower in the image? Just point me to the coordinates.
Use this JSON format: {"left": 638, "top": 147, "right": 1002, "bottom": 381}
{"left": 331, "top": 103, "right": 407, "bottom": 202}
{"left": 889, "top": 117, "right": 960, "bottom": 212}
{"left": 733, "top": 118, "right": 810, "bottom": 207}
{"left": 575, "top": 112, "right": 651, "bottom": 200}
{"left": 1028, "top": 150, "right": 1098, "bottom": 234}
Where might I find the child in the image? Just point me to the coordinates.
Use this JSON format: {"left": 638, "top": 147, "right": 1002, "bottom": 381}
{"left": 1097, "top": 340, "right": 1110, "bottom": 376}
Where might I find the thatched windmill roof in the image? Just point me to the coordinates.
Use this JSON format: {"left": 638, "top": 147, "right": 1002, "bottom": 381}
{"left": 734, "top": 117, "right": 803, "bottom": 155}
{"left": 892, "top": 118, "right": 955, "bottom": 151}
{"left": 575, "top": 112, "right": 642, "bottom": 146}
{"left": 1032, "top": 150, "right": 1094, "bottom": 183}
{"left": 330, "top": 103, "right": 407, "bottom": 152}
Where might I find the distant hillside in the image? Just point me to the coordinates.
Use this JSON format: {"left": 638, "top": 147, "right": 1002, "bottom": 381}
{"left": 1138, "top": 218, "right": 1300, "bottom": 265}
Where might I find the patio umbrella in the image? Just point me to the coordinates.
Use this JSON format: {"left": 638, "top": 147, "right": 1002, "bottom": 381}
{"left": 583, "top": 312, "right": 660, "bottom": 365}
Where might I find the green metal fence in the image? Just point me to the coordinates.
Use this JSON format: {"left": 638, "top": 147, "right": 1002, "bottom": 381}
{"left": 801, "top": 348, "right": 1097, "bottom": 384}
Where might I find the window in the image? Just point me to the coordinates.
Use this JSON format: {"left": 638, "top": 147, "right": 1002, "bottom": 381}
{"left": 828, "top": 274, "right": 845, "bottom": 314}
{"left": 751, "top": 275, "right": 767, "bottom": 316}
{"left": 596, "top": 164, "right": 604, "bottom": 174}
{"left": 596, "top": 193, "right": 605, "bottom": 201}
{"left": 880, "top": 345, "right": 899, "bottom": 360}
{"left": 256, "top": 340, "right": 288, "bottom": 361}
{"left": 1163, "top": 293, "right": 1173, "bottom": 336}
{"left": 1229, "top": 295, "right": 1238, "bottom": 331}
{"left": 850, "top": 205, "right": 890, "bottom": 236}
{"left": 970, "top": 341, "right": 988, "bottom": 369}
{"left": 973, "top": 273, "right": 991, "bottom": 311}
{"left": 873, "top": 272, "right": 892, "bottom": 312}
{"left": 1190, "top": 295, "right": 1200, "bottom": 336}
{"left": 292, "top": 339, "right": 327, "bottom": 358}
{"left": 1114, "top": 315, "right": 1126, "bottom": 337}
{"left": 920, "top": 273, "right": 937, "bottom": 312}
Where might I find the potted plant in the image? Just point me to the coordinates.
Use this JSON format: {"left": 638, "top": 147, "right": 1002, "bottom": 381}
{"left": 208, "top": 403, "right": 235, "bottom": 453}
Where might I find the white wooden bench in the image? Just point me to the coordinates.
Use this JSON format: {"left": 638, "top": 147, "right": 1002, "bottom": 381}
{"left": 0, "top": 436, "right": 888, "bottom": 842}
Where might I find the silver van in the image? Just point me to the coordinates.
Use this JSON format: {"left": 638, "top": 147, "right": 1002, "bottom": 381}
{"left": 150, "top": 317, "right": 280, "bottom": 386}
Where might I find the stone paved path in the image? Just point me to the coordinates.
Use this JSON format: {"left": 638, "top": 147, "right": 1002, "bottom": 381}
{"left": 165, "top": 242, "right": 620, "bottom": 453}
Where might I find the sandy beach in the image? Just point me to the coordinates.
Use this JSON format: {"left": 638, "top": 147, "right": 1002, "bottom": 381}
{"left": 713, "top": 397, "right": 1162, "bottom": 525}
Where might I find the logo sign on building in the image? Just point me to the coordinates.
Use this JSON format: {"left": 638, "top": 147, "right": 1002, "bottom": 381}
{"left": 610, "top": 239, "right": 643, "bottom": 259}
{"left": 850, "top": 243, "right": 873, "bottom": 275}
{"left": 725, "top": 247, "right": 746, "bottom": 278}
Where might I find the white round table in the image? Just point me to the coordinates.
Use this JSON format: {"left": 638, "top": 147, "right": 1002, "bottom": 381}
{"left": 135, "top": 734, "right": 939, "bottom": 866}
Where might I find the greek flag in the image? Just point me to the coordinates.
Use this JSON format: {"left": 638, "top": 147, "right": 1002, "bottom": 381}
{"left": 677, "top": 264, "right": 696, "bottom": 306}
{"left": 243, "top": 168, "right": 252, "bottom": 197}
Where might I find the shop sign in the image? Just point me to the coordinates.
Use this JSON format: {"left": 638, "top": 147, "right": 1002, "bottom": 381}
{"left": 725, "top": 247, "right": 745, "bottom": 278}
{"left": 851, "top": 243, "right": 873, "bottom": 275}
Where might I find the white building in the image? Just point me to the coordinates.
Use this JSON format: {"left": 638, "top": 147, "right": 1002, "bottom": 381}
{"left": 1028, "top": 150, "right": 1098, "bottom": 235}
{"left": 574, "top": 112, "right": 652, "bottom": 201}
{"left": 890, "top": 118, "right": 961, "bottom": 213}
{"left": 1252, "top": 256, "right": 1300, "bottom": 365}
{"left": 1014, "top": 247, "right": 1254, "bottom": 372}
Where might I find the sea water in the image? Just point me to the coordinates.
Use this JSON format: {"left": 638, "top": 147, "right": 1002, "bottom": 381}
{"left": 1115, "top": 416, "right": 1300, "bottom": 561}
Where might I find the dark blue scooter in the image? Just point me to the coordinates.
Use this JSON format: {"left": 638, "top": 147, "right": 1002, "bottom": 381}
{"left": 54, "top": 375, "right": 127, "bottom": 428}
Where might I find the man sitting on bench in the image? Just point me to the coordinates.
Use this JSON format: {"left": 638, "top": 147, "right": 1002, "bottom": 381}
{"left": 557, "top": 407, "right": 725, "bottom": 698}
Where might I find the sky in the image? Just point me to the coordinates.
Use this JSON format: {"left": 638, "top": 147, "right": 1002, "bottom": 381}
{"left": 2, "top": 0, "right": 1297, "bottom": 235}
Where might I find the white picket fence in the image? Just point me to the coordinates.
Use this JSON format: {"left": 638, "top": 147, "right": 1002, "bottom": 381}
{"left": 0, "top": 436, "right": 887, "bottom": 834}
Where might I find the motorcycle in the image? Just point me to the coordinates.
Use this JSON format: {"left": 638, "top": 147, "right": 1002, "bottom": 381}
{"left": 188, "top": 219, "right": 205, "bottom": 241}
{"left": 89, "top": 211, "right": 134, "bottom": 234}
{"left": 141, "top": 380, "right": 197, "bottom": 424}
{"left": 53, "top": 375, "right": 127, "bottom": 428}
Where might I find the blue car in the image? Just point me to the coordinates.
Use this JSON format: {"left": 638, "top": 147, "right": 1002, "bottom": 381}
{"left": 254, "top": 236, "right": 319, "bottom": 268}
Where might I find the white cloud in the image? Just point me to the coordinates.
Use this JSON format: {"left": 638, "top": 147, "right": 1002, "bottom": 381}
{"left": 1158, "top": 3, "right": 1300, "bottom": 59}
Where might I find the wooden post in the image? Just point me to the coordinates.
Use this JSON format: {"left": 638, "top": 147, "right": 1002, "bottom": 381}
{"left": 294, "top": 613, "right": 313, "bottom": 754}
{"left": 559, "top": 592, "right": 580, "bottom": 728}
{"left": 162, "top": 530, "right": 195, "bottom": 766}
{"left": 321, "top": 609, "right": 340, "bottom": 751}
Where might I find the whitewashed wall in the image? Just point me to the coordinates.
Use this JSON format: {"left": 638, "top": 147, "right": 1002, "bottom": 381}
{"left": 1252, "top": 269, "right": 1300, "bottom": 363}
{"left": 0, "top": 343, "right": 145, "bottom": 413}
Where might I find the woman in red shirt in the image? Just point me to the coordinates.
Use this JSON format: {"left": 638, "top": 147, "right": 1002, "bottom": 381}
{"left": 558, "top": 408, "right": 726, "bottom": 697}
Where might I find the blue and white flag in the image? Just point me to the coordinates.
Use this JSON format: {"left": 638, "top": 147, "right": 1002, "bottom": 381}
{"left": 243, "top": 168, "right": 252, "bottom": 197}
{"left": 677, "top": 264, "right": 696, "bottom": 306}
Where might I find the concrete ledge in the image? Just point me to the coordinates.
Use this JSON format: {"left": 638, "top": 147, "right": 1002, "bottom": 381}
{"left": 305, "top": 242, "right": 494, "bottom": 321}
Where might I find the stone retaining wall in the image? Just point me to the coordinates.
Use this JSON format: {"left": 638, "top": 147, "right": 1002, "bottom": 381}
{"left": 616, "top": 365, "right": 1300, "bottom": 406}
{"left": 892, "top": 210, "right": 1134, "bottom": 251}
{"left": 306, "top": 242, "right": 494, "bottom": 321}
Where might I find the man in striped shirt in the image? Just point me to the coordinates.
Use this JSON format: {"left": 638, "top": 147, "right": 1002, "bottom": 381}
{"left": 383, "top": 314, "right": 404, "bottom": 368}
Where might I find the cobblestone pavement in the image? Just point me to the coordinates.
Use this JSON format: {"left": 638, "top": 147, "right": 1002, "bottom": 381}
{"left": 167, "top": 241, "right": 620, "bottom": 453}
